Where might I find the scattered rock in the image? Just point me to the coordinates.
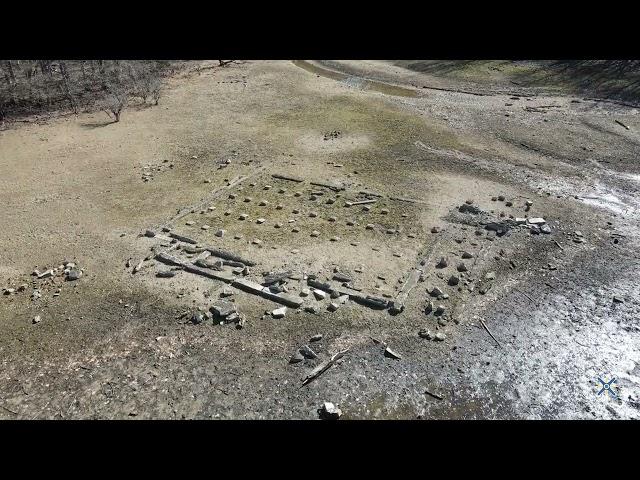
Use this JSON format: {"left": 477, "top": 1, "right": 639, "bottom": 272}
{"left": 485, "top": 272, "right": 496, "bottom": 280}
{"left": 431, "top": 226, "right": 440, "bottom": 233}
{"left": 319, "top": 402, "right": 342, "bottom": 420}
{"left": 305, "top": 305, "right": 320, "bottom": 314}
{"left": 310, "top": 334, "right": 323, "bottom": 342}
{"left": 540, "top": 224, "right": 551, "bottom": 234}
{"left": 613, "top": 296, "right": 624, "bottom": 304}
{"left": 215, "top": 229, "right": 226, "bottom": 237}
{"left": 498, "top": 195, "right": 505, "bottom": 201}
{"left": 210, "top": 301, "right": 237, "bottom": 318}
{"left": 299, "top": 344, "right": 318, "bottom": 359}
{"left": 272, "top": 306, "right": 287, "bottom": 318}
{"left": 436, "top": 257, "right": 448, "bottom": 269}
{"left": 66, "top": 269, "right": 82, "bottom": 281}
{"left": 256, "top": 218, "right": 266, "bottom": 224}
{"left": 313, "top": 289, "right": 327, "bottom": 300}
{"left": 459, "top": 203, "right": 481, "bottom": 214}
{"left": 310, "top": 231, "right": 320, "bottom": 237}
{"left": 32, "top": 315, "right": 41, "bottom": 324}
{"left": 434, "top": 332, "right": 447, "bottom": 341}
{"left": 457, "top": 263, "right": 468, "bottom": 272}
{"left": 156, "top": 270, "right": 177, "bottom": 278}
{"left": 144, "top": 229, "right": 156, "bottom": 238}
{"left": 384, "top": 347, "right": 402, "bottom": 360}
{"left": 448, "top": 275, "right": 459, "bottom": 286}
{"left": 462, "top": 251, "right": 473, "bottom": 259}
{"left": 435, "top": 305, "right": 445, "bottom": 315}
{"left": 191, "top": 312, "right": 206, "bottom": 324}
{"left": 425, "top": 301, "right": 434, "bottom": 314}
{"left": 289, "top": 351, "right": 304, "bottom": 364}
{"left": 418, "top": 329, "right": 433, "bottom": 340}
{"left": 430, "top": 287, "right": 444, "bottom": 297}
{"left": 37, "top": 270, "right": 54, "bottom": 279}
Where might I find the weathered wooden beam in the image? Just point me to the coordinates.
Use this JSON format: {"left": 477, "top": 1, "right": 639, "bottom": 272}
{"left": 155, "top": 252, "right": 187, "bottom": 267}
{"left": 184, "top": 263, "right": 235, "bottom": 283}
{"left": 169, "top": 232, "right": 197, "bottom": 244}
{"left": 310, "top": 181, "right": 344, "bottom": 192}
{"left": 272, "top": 173, "right": 304, "bottom": 183}
{"left": 232, "top": 278, "right": 304, "bottom": 308}
{"left": 205, "top": 247, "right": 256, "bottom": 267}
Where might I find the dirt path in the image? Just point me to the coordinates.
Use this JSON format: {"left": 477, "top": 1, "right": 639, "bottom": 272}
{"left": 0, "top": 60, "right": 638, "bottom": 419}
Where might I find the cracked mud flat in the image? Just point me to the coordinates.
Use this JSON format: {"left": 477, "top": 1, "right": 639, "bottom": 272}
{"left": 1, "top": 60, "right": 639, "bottom": 419}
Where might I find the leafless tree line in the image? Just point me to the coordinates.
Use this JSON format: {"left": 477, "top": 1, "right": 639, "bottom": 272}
{"left": 0, "top": 60, "right": 176, "bottom": 127}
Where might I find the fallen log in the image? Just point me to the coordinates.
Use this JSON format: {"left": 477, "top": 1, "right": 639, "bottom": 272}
{"left": 345, "top": 199, "right": 377, "bottom": 207}
{"left": 307, "top": 277, "right": 334, "bottom": 293}
{"left": 359, "top": 190, "right": 383, "bottom": 197}
{"left": 205, "top": 247, "right": 256, "bottom": 267}
{"left": 263, "top": 271, "right": 293, "bottom": 286}
{"left": 615, "top": 119, "right": 630, "bottom": 130}
{"left": 301, "top": 349, "right": 350, "bottom": 387}
{"left": 310, "top": 181, "right": 344, "bottom": 192}
{"left": 272, "top": 173, "right": 304, "bottom": 183}
{"left": 155, "top": 252, "right": 187, "bottom": 268}
{"left": 169, "top": 232, "right": 197, "bottom": 244}
{"left": 184, "top": 263, "right": 235, "bottom": 283}
{"left": 232, "top": 278, "right": 303, "bottom": 308}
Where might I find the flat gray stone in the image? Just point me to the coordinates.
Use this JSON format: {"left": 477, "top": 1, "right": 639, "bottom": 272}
{"left": 210, "top": 301, "right": 237, "bottom": 318}
{"left": 313, "top": 289, "right": 327, "bottom": 300}
{"left": 299, "top": 344, "right": 317, "bottom": 359}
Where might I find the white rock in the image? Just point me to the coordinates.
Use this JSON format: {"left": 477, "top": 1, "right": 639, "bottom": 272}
{"left": 320, "top": 402, "right": 342, "bottom": 420}
{"left": 272, "top": 307, "right": 287, "bottom": 318}
{"left": 313, "top": 289, "right": 327, "bottom": 300}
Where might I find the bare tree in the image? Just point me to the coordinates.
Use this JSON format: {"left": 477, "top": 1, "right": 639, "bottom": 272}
{"left": 102, "top": 85, "right": 129, "bottom": 123}
{"left": 59, "top": 61, "right": 79, "bottom": 114}
{"left": 150, "top": 79, "right": 161, "bottom": 105}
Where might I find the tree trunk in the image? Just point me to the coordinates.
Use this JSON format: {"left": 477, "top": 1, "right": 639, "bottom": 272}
{"left": 5, "top": 61, "right": 16, "bottom": 84}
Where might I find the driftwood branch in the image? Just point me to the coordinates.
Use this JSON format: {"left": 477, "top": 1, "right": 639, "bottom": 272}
{"left": 301, "top": 349, "right": 350, "bottom": 387}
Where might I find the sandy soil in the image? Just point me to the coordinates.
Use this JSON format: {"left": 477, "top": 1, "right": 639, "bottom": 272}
{"left": 0, "top": 60, "right": 638, "bottom": 419}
